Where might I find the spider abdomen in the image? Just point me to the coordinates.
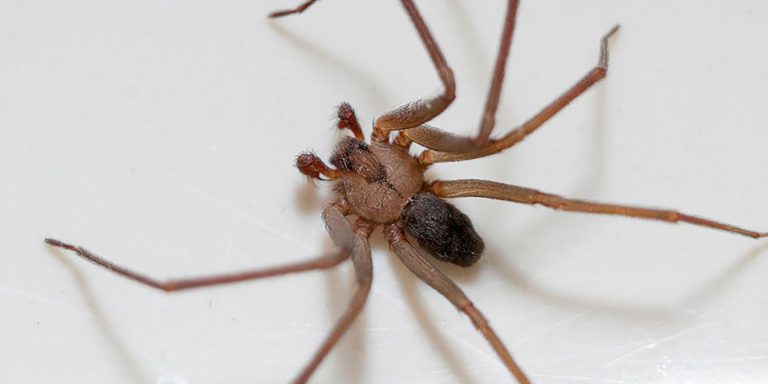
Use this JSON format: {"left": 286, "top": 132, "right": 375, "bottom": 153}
{"left": 401, "top": 192, "right": 484, "bottom": 267}
{"left": 331, "top": 137, "right": 423, "bottom": 223}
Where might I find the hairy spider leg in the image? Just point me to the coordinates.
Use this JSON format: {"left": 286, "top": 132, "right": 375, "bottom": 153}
{"left": 431, "top": 179, "right": 767, "bottom": 239}
{"left": 294, "top": 218, "right": 374, "bottom": 384}
{"left": 46, "top": 203, "right": 351, "bottom": 291}
{"left": 419, "top": 25, "right": 619, "bottom": 164}
{"left": 385, "top": 224, "right": 531, "bottom": 384}
{"left": 46, "top": 202, "right": 378, "bottom": 384}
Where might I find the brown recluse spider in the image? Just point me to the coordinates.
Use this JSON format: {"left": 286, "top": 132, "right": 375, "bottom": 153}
{"left": 45, "top": 1, "right": 767, "bottom": 383}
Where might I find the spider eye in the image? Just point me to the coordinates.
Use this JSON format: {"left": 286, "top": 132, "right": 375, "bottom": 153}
{"left": 401, "top": 192, "right": 484, "bottom": 267}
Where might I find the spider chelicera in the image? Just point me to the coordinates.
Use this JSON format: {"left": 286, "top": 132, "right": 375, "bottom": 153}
{"left": 45, "top": 1, "right": 766, "bottom": 383}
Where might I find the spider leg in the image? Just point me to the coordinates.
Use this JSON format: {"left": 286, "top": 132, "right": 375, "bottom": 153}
{"left": 393, "top": 131, "right": 413, "bottom": 150}
{"left": 294, "top": 219, "right": 373, "bottom": 384}
{"left": 420, "top": 25, "right": 619, "bottom": 165}
{"left": 45, "top": 202, "right": 356, "bottom": 292}
{"left": 384, "top": 223, "right": 531, "bottom": 384}
{"left": 370, "top": 0, "right": 456, "bottom": 143}
{"left": 476, "top": 0, "right": 520, "bottom": 145}
{"left": 376, "top": 0, "right": 521, "bottom": 146}
{"left": 432, "top": 179, "right": 767, "bottom": 239}
{"left": 402, "top": 124, "right": 477, "bottom": 153}
{"left": 268, "top": 0, "right": 320, "bottom": 18}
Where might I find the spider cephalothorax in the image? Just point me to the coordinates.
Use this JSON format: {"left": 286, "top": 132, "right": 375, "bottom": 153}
{"left": 329, "top": 136, "right": 422, "bottom": 223}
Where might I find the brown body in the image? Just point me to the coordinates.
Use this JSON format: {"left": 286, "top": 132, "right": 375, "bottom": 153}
{"left": 331, "top": 137, "right": 423, "bottom": 223}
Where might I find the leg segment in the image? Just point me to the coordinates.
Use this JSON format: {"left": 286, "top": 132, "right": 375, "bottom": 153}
{"left": 268, "top": 0, "right": 320, "bottom": 18}
{"left": 393, "top": 131, "right": 413, "bottom": 149}
{"left": 384, "top": 224, "right": 531, "bottom": 384}
{"left": 476, "top": 0, "right": 520, "bottom": 145}
{"left": 45, "top": 202, "right": 356, "bottom": 292}
{"left": 371, "top": 0, "right": 456, "bottom": 142}
{"left": 402, "top": 124, "right": 477, "bottom": 153}
{"left": 432, "top": 179, "right": 767, "bottom": 239}
{"left": 377, "top": 0, "right": 521, "bottom": 145}
{"left": 421, "top": 25, "right": 620, "bottom": 165}
{"left": 293, "top": 219, "right": 374, "bottom": 384}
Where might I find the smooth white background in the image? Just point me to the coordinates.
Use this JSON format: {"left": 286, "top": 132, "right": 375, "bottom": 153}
{"left": 2, "top": 1, "right": 767, "bottom": 383}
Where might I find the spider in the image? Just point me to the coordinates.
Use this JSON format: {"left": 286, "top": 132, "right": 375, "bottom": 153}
{"left": 44, "top": 1, "right": 766, "bottom": 383}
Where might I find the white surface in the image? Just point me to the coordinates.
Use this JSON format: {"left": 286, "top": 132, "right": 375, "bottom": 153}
{"left": 2, "top": 1, "right": 768, "bottom": 383}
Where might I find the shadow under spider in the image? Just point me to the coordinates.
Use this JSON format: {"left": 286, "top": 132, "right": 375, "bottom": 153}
{"left": 486, "top": 240, "right": 768, "bottom": 323}
{"left": 388, "top": 252, "right": 479, "bottom": 384}
{"left": 269, "top": 23, "right": 393, "bottom": 116}
{"left": 49, "top": 247, "right": 154, "bottom": 384}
